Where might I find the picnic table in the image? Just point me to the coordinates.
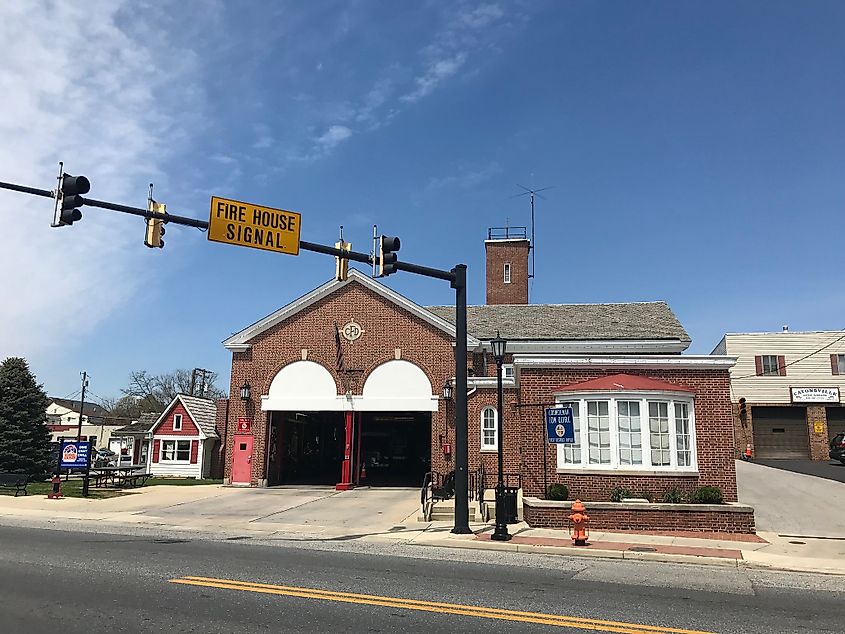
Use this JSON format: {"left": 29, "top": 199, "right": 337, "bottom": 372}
{"left": 89, "top": 465, "right": 152, "bottom": 488}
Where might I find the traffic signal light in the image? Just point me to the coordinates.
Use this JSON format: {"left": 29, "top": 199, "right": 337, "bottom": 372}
{"left": 738, "top": 397, "right": 747, "bottom": 424}
{"left": 378, "top": 235, "right": 400, "bottom": 277}
{"left": 52, "top": 173, "right": 89, "bottom": 227}
{"left": 335, "top": 240, "right": 351, "bottom": 281}
{"left": 144, "top": 200, "right": 166, "bottom": 248}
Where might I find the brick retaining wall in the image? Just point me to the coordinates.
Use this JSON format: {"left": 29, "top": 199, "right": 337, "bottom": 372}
{"left": 523, "top": 497, "right": 756, "bottom": 534}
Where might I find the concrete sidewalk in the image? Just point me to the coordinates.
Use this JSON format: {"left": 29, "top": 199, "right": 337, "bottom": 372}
{"left": 1, "top": 484, "right": 842, "bottom": 575}
{"left": 399, "top": 521, "right": 845, "bottom": 575}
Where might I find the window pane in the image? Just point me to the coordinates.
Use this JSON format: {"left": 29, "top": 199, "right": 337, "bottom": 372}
{"left": 617, "top": 400, "right": 642, "bottom": 465}
{"left": 481, "top": 408, "right": 497, "bottom": 449}
{"left": 648, "top": 401, "right": 670, "bottom": 466}
{"left": 675, "top": 402, "right": 691, "bottom": 467}
{"left": 557, "top": 402, "right": 580, "bottom": 464}
{"left": 838, "top": 355, "right": 845, "bottom": 374}
{"left": 762, "top": 355, "right": 779, "bottom": 376}
{"left": 162, "top": 441, "right": 175, "bottom": 461}
{"left": 176, "top": 440, "right": 191, "bottom": 461}
{"left": 587, "top": 401, "right": 610, "bottom": 464}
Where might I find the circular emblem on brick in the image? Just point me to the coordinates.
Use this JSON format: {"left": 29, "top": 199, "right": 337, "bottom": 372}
{"left": 342, "top": 319, "right": 364, "bottom": 342}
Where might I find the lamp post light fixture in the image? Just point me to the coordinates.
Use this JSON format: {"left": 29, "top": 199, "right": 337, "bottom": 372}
{"left": 442, "top": 379, "right": 453, "bottom": 401}
{"left": 240, "top": 381, "right": 251, "bottom": 401}
{"left": 490, "top": 331, "right": 511, "bottom": 542}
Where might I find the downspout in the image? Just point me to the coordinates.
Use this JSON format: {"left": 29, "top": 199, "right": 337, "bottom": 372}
{"left": 221, "top": 398, "right": 230, "bottom": 481}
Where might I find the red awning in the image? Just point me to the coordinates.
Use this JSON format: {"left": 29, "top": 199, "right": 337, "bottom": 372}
{"left": 551, "top": 373, "right": 695, "bottom": 394}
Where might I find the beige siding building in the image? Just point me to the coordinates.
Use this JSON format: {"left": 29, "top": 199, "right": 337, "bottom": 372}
{"left": 713, "top": 330, "right": 845, "bottom": 460}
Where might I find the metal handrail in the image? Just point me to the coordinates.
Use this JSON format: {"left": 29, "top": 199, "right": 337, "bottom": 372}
{"left": 487, "top": 226, "right": 527, "bottom": 240}
{"left": 420, "top": 471, "right": 434, "bottom": 521}
{"left": 482, "top": 471, "right": 522, "bottom": 490}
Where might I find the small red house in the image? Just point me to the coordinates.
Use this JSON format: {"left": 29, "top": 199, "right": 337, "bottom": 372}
{"left": 148, "top": 394, "right": 219, "bottom": 479}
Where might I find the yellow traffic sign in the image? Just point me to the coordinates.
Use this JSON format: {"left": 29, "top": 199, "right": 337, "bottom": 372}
{"left": 208, "top": 196, "right": 300, "bottom": 255}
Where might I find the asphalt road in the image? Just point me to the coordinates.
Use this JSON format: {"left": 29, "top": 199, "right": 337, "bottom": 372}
{"left": 755, "top": 459, "right": 845, "bottom": 483}
{"left": 1, "top": 524, "right": 843, "bottom": 634}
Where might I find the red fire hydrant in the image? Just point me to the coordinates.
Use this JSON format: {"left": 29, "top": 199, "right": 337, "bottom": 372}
{"left": 569, "top": 499, "right": 589, "bottom": 546}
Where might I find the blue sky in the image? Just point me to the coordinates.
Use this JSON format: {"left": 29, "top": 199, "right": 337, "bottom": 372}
{"left": 1, "top": 1, "right": 844, "bottom": 402}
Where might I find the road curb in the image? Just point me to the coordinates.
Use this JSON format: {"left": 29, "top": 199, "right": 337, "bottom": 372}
{"left": 412, "top": 537, "right": 742, "bottom": 567}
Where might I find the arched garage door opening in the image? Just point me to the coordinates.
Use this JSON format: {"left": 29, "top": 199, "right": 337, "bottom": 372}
{"left": 262, "top": 360, "right": 433, "bottom": 487}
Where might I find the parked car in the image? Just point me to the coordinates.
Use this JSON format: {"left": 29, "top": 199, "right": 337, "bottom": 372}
{"left": 830, "top": 433, "right": 845, "bottom": 465}
{"left": 93, "top": 449, "right": 118, "bottom": 467}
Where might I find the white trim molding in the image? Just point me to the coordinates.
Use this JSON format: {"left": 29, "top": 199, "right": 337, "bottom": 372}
{"left": 513, "top": 354, "right": 736, "bottom": 370}
{"left": 477, "top": 339, "right": 689, "bottom": 355}
{"left": 223, "top": 269, "right": 480, "bottom": 351}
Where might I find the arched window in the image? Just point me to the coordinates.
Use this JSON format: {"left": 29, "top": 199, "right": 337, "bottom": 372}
{"left": 481, "top": 407, "right": 498, "bottom": 451}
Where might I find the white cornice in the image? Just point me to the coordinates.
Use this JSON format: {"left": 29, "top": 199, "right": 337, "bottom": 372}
{"left": 474, "top": 339, "right": 688, "bottom": 355}
{"left": 467, "top": 376, "right": 517, "bottom": 389}
{"left": 513, "top": 355, "right": 737, "bottom": 370}
{"left": 222, "top": 269, "right": 480, "bottom": 351}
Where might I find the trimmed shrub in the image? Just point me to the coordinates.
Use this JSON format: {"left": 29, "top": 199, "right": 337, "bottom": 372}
{"left": 662, "top": 487, "right": 685, "bottom": 504}
{"left": 690, "top": 486, "right": 724, "bottom": 504}
{"left": 638, "top": 491, "right": 655, "bottom": 503}
{"left": 610, "top": 487, "right": 634, "bottom": 502}
{"left": 547, "top": 483, "right": 568, "bottom": 501}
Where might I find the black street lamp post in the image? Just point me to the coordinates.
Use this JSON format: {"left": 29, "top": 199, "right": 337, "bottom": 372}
{"left": 490, "top": 331, "right": 511, "bottom": 541}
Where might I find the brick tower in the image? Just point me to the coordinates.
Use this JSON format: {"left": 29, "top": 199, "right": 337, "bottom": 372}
{"left": 485, "top": 227, "right": 530, "bottom": 305}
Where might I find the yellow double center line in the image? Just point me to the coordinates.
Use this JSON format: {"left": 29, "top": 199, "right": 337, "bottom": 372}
{"left": 169, "top": 576, "right": 715, "bottom": 634}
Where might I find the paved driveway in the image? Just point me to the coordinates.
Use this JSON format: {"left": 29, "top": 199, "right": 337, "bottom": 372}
{"left": 755, "top": 459, "right": 845, "bottom": 483}
{"left": 737, "top": 460, "right": 845, "bottom": 537}
{"left": 148, "top": 486, "right": 421, "bottom": 538}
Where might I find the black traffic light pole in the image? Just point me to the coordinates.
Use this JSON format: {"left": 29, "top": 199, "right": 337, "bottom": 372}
{"left": 0, "top": 178, "right": 473, "bottom": 534}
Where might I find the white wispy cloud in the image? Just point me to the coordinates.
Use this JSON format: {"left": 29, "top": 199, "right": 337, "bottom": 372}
{"left": 253, "top": 3, "right": 512, "bottom": 164}
{"left": 400, "top": 2, "right": 507, "bottom": 104}
{"left": 401, "top": 53, "right": 468, "bottom": 103}
{"left": 0, "top": 1, "right": 206, "bottom": 359}
{"left": 316, "top": 125, "right": 353, "bottom": 150}
{"left": 210, "top": 153, "right": 238, "bottom": 164}
{"left": 427, "top": 161, "right": 503, "bottom": 190}
{"left": 460, "top": 3, "right": 505, "bottom": 28}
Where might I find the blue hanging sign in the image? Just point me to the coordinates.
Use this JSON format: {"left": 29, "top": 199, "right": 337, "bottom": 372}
{"left": 545, "top": 407, "right": 575, "bottom": 444}
{"left": 60, "top": 440, "right": 91, "bottom": 469}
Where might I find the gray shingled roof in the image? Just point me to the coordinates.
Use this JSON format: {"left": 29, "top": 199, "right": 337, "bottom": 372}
{"left": 49, "top": 397, "right": 110, "bottom": 419}
{"left": 425, "top": 302, "right": 690, "bottom": 343}
{"left": 114, "top": 412, "right": 160, "bottom": 435}
{"left": 178, "top": 394, "right": 219, "bottom": 438}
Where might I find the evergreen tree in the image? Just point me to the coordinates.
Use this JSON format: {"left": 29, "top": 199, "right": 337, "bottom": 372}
{"left": 0, "top": 357, "right": 51, "bottom": 476}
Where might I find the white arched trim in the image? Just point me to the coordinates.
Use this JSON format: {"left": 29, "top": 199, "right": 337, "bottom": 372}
{"left": 262, "top": 361, "right": 338, "bottom": 411}
{"left": 261, "top": 359, "right": 438, "bottom": 412}
{"left": 360, "top": 360, "right": 438, "bottom": 412}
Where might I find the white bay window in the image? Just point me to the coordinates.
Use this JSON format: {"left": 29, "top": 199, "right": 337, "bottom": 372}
{"left": 554, "top": 392, "right": 697, "bottom": 473}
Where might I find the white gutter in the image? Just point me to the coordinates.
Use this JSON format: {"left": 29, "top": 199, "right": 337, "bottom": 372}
{"left": 513, "top": 355, "right": 737, "bottom": 370}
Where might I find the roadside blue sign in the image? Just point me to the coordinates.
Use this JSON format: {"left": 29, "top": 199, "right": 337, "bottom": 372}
{"left": 60, "top": 441, "right": 90, "bottom": 469}
{"left": 545, "top": 407, "right": 575, "bottom": 444}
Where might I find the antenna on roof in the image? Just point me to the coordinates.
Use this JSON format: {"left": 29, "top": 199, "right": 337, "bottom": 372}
{"left": 511, "top": 183, "right": 553, "bottom": 279}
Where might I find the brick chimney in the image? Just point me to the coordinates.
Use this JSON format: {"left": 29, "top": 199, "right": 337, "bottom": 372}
{"left": 485, "top": 229, "right": 530, "bottom": 305}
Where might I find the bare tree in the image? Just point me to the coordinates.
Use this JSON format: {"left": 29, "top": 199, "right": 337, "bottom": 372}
{"left": 118, "top": 368, "right": 225, "bottom": 410}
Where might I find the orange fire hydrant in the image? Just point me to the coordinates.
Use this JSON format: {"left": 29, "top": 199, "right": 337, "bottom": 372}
{"left": 569, "top": 499, "right": 590, "bottom": 546}
{"left": 743, "top": 444, "right": 753, "bottom": 461}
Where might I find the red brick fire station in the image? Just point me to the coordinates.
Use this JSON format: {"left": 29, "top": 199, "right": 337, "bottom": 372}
{"left": 216, "top": 229, "right": 743, "bottom": 531}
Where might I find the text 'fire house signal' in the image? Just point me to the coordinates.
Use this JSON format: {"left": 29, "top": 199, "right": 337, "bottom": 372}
{"left": 208, "top": 196, "right": 301, "bottom": 255}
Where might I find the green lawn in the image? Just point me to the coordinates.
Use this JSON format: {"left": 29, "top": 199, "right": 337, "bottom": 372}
{"left": 146, "top": 478, "right": 223, "bottom": 486}
{"left": 0, "top": 477, "right": 223, "bottom": 499}
{"left": 4, "top": 479, "right": 129, "bottom": 499}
